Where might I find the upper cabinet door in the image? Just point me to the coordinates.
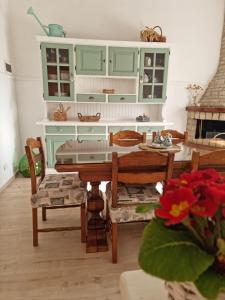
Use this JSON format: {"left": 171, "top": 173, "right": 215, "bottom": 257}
{"left": 139, "top": 48, "right": 169, "bottom": 103}
{"left": 41, "top": 43, "right": 74, "bottom": 101}
{"left": 108, "top": 47, "right": 138, "bottom": 76}
{"left": 76, "top": 45, "right": 106, "bottom": 75}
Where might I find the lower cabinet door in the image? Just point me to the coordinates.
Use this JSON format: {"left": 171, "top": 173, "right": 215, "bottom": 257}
{"left": 46, "top": 135, "right": 75, "bottom": 168}
{"left": 108, "top": 126, "right": 136, "bottom": 133}
{"left": 137, "top": 126, "right": 165, "bottom": 140}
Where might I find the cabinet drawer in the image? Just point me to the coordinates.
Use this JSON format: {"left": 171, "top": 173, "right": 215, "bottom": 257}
{"left": 137, "top": 126, "right": 164, "bottom": 134}
{"left": 46, "top": 126, "right": 76, "bottom": 134}
{"left": 77, "top": 94, "right": 106, "bottom": 102}
{"left": 108, "top": 95, "right": 136, "bottom": 103}
{"left": 77, "top": 126, "right": 106, "bottom": 134}
{"left": 77, "top": 135, "right": 106, "bottom": 142}
{"left": 108, "top": 126, "right": 136, "bottom": 133}
{"left": 78, "top": 153, "right": 106, "bottom": 162}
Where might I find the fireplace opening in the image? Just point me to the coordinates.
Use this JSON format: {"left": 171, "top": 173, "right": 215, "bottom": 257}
{"left": 195, "top": 119, "right": 225, "bottom": 139}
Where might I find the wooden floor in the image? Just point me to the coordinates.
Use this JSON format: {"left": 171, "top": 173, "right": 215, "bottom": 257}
{"left": 0, "top": 178, "right": 145, "bottom": 300}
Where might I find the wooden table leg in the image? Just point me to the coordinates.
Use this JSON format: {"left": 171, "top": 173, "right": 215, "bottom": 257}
{"left": 86, "top": 181, "right": 108, "bottom": 253}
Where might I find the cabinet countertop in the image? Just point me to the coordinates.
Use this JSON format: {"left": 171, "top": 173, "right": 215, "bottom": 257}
{"left": 36, "top": 119, "right": 173, "bottom": 126}
{"left": 37, "top": 36, "right": 171, "bottom": 48}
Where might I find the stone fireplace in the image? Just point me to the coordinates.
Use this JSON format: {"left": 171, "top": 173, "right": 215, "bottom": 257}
{"left": 186, "top": 107, "right": 225, "bottom": 147}
{"left": 186, "top": 15, "right": 225, "bottom": 148}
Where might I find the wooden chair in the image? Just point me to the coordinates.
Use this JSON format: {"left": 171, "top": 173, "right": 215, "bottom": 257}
{"left": 152, "top": 129, "right": 188, "bottom": 144}
{"left": 191, "top": 149, "right": 225, "bottom": 174}
{"left": 109, "top": 130, "right": 147, "bottom": 147}
{"left": 107, "top": 150, "right": 174, "bottom": 263}
{"left": 25, "top": 137, "right": 86, "bottom": 247}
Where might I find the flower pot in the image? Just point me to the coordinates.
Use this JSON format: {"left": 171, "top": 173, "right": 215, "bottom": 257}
{"left": 165, "top": 282, "right": 225, "bottom": 300}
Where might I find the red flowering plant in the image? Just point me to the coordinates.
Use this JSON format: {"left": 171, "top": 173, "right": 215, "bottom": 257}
{"left": 138, "top": 169, "right": 225, "bottom": 300}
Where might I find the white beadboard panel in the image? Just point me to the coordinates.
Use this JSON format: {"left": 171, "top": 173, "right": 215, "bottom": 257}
{"left": 76, "top": 77, "right": 136, "bottom": 94}
{"left": 46, "top": 102, "right": 163, "bottom": 122}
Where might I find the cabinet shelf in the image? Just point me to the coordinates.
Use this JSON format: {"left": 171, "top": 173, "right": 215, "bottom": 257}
{"left": 48, "top": 80, "right": 58, "bottom": 83}
{"left": 143, "top": 83, "right": 163, "bottom": 86}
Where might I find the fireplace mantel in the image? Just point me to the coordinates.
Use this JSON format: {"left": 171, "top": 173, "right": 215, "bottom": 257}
{"left": 186, "top": 106, "right": 225, "bottom": 113}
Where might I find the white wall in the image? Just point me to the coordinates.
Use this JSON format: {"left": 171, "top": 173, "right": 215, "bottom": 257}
{"left": 0, "top": 0, "right": 22, "bottom": 189}
{"left": 9, "top": 0, "right": 225, "bottom": 144}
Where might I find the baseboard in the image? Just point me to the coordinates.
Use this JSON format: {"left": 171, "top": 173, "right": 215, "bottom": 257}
{"left": 0, "top": 175, "right": 16, "bottom": 193}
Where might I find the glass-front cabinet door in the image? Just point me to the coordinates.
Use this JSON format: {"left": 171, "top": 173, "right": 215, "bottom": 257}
{"left": 139, "top": 48, "right": 169, "bottom": 103}
{"left": 41, "top": 43, "right": 74, "bottom": 101}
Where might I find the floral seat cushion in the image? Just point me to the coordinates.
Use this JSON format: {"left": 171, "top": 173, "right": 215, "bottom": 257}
{"left": 31, "top": 174, "right": 86, "bottom": 208}
{"left": 109, "top": 205, "right": 155, "bottom": 224}
{"left": 106, "top": 182, "right": 159, "bottom": 223}
{"left": 106, "top": 182, "right": 160, "bottom": 205}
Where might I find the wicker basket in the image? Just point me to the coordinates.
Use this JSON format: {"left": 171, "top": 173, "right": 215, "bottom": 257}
{"left": 165, "top": 282, "right": 225, "bottom": 300}
{"left": 77, "top": 112, "right": 101, "bottom": 122}
{"left": 140, "top": 26, "right": 166, "bottom": 42}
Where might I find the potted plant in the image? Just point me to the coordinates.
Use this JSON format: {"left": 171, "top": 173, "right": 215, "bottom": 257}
{"left": 138, "top": 169, "right": 225, "bottom": 300}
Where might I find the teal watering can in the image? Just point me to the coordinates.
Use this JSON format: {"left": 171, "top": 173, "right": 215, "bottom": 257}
{"left": 27, "top": 7, "right": 66, "bottom": 37}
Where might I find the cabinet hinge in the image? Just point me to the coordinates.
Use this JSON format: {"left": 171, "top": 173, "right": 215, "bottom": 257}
{"left": 138, "top": 50, "right": 140, "bottom": 55}
{"left": 169, "top": 50, "right": 171, "bottom": 55}
{"left": 74, "top": 46, "right": 76, "bottom": 52}
{"left": 75, "top": 66, "right": 76, "bottom": 71}
{"left": 40, "top": 44, "right": 41, "bottom": 50}
{"left": 43, "top": 93, "right": 44, "bottom": 99}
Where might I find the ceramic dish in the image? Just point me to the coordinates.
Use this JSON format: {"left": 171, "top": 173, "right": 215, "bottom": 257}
{"left": 139, "top": 143, "right": 181, "bottom": 153}
{"left": 148, "top": 142, "right": 169, "bottom": 149}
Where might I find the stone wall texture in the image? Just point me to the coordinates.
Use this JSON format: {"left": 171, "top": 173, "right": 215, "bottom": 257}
{"left": 200, "top": 15, "right": 225, "bottom": 107}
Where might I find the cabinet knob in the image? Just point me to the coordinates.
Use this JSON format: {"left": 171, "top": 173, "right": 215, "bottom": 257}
{"left": 89, "top": 155, "right": 94, "bottom": 159}
{"left": 109, "top": 59, "right": 112, "bottom": 63}
{"left": 89, "top": 96, "right": 95, "bottom": 100}
{"left": 120, "top": 97, "right": 125, "bottom": 100}
{"left": 102, "top": 59, "right": 106, "bottom": 63}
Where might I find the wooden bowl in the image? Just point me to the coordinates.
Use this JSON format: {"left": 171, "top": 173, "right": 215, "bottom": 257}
{"left": 102, "top": 89, "right": 115, "bottom": 94}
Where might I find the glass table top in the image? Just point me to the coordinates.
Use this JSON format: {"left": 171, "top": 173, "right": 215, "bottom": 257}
{"left": 55, "top": 140, "right": 206, "bottom": 164}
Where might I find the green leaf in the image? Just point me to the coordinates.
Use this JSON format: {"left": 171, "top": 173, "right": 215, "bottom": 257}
{"left": 139, "top": 219, "right": 214, "bottom": 281}
{"left": 195, "top": 268, "right": 225, "bottom": 300}
{"left": 136, "top": 203, "right": 160, "bottom": 213}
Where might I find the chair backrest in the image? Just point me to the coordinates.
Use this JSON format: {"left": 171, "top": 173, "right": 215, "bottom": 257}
{"left": 109, "top": 130, "right": 147, "bottom": 147}
{"left": 25, "top": 137, "right": 46, "bottom": 194}
{"left": 152, "top": 130, "right": 188, "bottom": 143}
{"left": 191, "top": 150, "right": 225, "bottom": 173}
{"left": 111, "top": 150, "right": 175, "bottom": 207}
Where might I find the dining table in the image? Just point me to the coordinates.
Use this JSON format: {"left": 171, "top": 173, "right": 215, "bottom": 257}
{"left": 54, "top": 140, "right": 223, "bottom": 253}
